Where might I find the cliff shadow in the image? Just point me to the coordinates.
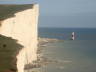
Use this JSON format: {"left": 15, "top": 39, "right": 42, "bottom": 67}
{"left": 0, "top": 34, "right": 24, "bottom": 72}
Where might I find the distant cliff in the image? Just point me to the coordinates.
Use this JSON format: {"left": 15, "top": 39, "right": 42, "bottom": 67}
{"left": 0, "top": 4, "right": 39, "bottom": 72}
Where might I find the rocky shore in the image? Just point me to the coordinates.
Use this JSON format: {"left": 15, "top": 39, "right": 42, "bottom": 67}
{"left": 27, "top": 38, "right": 64, "bottom": 69}
{"left": 36, "top": 37, "right": 65, "bottom": 70}
{"left": 24, "top": 37, "right": 60, "bottom": 71}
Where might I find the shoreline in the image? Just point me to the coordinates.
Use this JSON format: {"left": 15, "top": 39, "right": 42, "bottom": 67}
{"left": 38, "top": 37, "right": 64, "bottom": 47}
{"left": 24, "top": 37, "right": 61, "bottom": 71}
{"left": 37, "top": 37, "right": 65, "bottom": 71}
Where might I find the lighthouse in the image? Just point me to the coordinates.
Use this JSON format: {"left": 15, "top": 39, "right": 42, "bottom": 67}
{"left": 71, "top": 32, "right": 75, "bottom": 40}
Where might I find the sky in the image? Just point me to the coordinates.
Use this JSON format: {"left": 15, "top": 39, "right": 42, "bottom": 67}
{"left": 39, "top": 0, "right": 96, "bottom": 16}
{"left": 0, "top": 0, "right": 96, "bottom": 28}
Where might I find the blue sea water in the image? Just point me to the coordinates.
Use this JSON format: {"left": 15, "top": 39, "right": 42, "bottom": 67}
{"left": 39, "top": 28, "right": 96, "bottom": 40}
{"left": 38, "top": 28, "right": 96, "bottom": 72}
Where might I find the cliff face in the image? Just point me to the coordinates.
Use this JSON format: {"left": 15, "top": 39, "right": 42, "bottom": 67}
{"left": 0, "top": 4, "right": 39, "bottom": 72}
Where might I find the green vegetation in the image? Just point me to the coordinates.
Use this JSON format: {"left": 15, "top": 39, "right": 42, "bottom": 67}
{"left": 0, "top": 4, "right": 33, "bottom": 20}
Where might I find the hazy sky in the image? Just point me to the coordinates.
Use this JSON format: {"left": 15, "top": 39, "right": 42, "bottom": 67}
{"left": 39, "top": 0, "right": 96, "bottom": 16}
{"left": 0, "top": 0, "right": 96, "bottom": 28}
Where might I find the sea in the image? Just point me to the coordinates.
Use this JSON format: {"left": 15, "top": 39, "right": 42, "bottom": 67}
{"left": 38, "top": 28, "right": 96, "bottom": 72}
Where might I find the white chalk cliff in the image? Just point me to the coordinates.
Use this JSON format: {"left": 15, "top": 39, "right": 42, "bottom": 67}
{"left": 0, "top": 4, "right": 39, "bottom": 72}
